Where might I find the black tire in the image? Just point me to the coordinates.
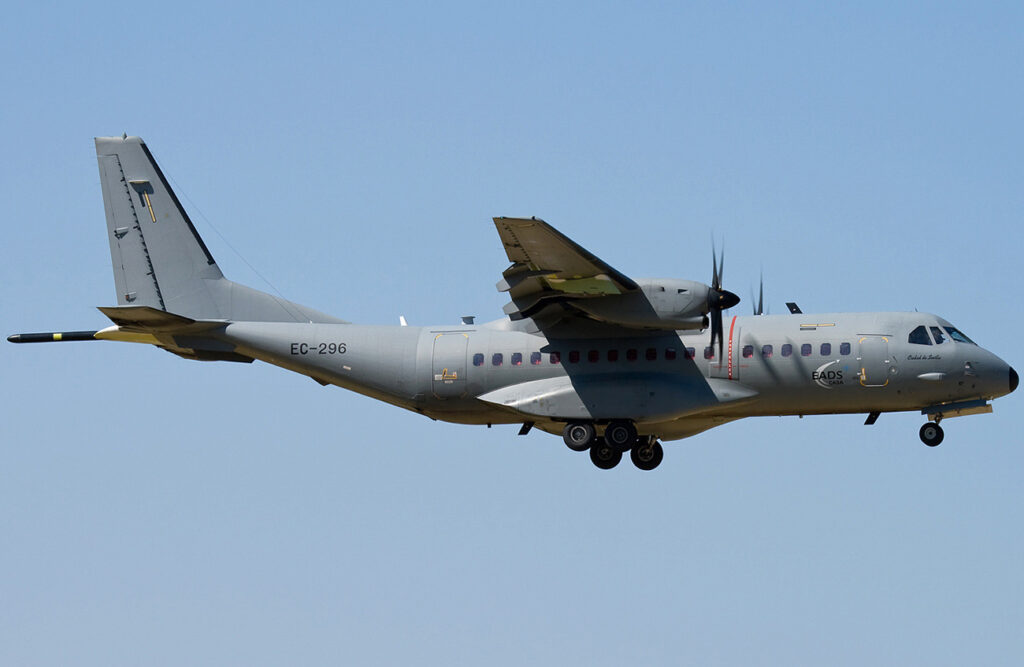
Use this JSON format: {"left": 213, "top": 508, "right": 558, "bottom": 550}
{"left": 631, "top": 440, "right": 664, "bottom": 471}
{"left": 563, "top": 422, "right": 596, "bottom": 452}
{"left": 604, "top": 420, "right": 638, "bottom": 451}
{"left": 919, "top": 422, "right": 944, "bottom": 447}
{"left": 589, "top": 438, "right": 623, "bottom": 469}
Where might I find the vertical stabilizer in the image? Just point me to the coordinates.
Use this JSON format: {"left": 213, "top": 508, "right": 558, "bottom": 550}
{"left": 95, "top": 136, "right": 345, "bottom": 324}
{"left": 97, "top": 135, "right": 223, "bottom": 317}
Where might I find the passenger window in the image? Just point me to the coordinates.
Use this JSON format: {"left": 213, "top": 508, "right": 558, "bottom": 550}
{"left": 908, "top": 325, "right": 932, "bottom": 345}
{"left": 801, "top": 343, "right": 812, "bottom": 356}
{"left": 588, "top": 350, "right": 600, "bottom": 363}
{"left": 704, "top": 346, "right": 714, "bottom": 360}
{"left": 646, "top": 348, "right": 657, "bottom": 361}
{"left": 492, "top": 353, "right": 503, "bottom": 366}
{"left": 781, "top": 344, "right": 792, "bottom": 357}
{"left": 607, "top": 349, "right": 619, "bottom": 362}
{"left": 473, "top": 353, "right": 484, "bottom": 367}
{"left": 627, "top": 349, "right": 638, "bottom": 362}
{"left": 512, "top": 352, "right": 523, "bottom": 366}
{"left": 762, "top": 344, "right": 773, "bottom": 358}
{"left": 568, "top": 350, "right": 580, "bottom": 363}
{"left": 930, "top": 327, "right": 946, "bottom": 344}
{"left": 840, "top": 342, "right": 851, "bottom": 355}
{"left": 549, "top": 352, "right": 561, "bottom": 364}
{"left": 742, "top": 345, "right": 753, "bottom": 358}
{"left": 665, "top": 348, "right": 677, "bottom": 361}
{"left": 530, "top": 351, "right": 542, "bottom": 365}
{"left": 820, "top": 343, "right": 831, "bottom": 356}
{"left": 685, "top": 347, "right": 696, "bottom": 360}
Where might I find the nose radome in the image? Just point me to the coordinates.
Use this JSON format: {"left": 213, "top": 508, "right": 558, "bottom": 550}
{"left": 1011, "top": 367, "right": 1019, "bottom": 393}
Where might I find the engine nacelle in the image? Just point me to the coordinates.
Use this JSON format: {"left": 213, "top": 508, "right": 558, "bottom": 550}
{"left": 572, "top": 278, "right": 712, "bottom": 330}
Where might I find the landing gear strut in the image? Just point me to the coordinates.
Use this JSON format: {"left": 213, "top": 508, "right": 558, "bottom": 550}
{"left": 919, "top": 421, "right": 944, "bottom": 447}
{"left": 630, "top": 438, "right": 664, "bottom": 471}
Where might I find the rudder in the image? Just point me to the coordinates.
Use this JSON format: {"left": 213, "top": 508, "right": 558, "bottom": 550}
{"left": 97, "top": 135, "right": 224, "bottom": 318}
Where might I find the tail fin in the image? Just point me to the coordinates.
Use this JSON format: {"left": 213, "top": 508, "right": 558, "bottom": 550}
{"left": 95, "top": 136, "right": 344, "bottom": 323}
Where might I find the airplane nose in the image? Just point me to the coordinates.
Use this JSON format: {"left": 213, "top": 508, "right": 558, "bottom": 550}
{"left": 1011, "top": 367, "right": 1019, "bottom": 393}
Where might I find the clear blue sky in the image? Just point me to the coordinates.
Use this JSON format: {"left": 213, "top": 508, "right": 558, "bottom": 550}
{"left": 2, "top": 2, "right": 1022, "bottom": 665}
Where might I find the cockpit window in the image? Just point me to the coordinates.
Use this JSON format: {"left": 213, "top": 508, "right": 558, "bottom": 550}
{"left": 908, "top": 325, "right": 932, "bottom": 345}
{"left": 944, "top": 326, "right": 976, "bottom": 345}
{"left": 929, "top": 327, "right": 946, "bottom": 344}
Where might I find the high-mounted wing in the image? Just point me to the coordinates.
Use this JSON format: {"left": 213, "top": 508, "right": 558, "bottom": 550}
{"left": 494, "top": 217, "right": 639, "bottom": 325}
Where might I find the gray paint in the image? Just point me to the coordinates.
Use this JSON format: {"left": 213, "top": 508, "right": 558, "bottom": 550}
{"left": 10, "top": 137, "right": 1017, "bottom": 461}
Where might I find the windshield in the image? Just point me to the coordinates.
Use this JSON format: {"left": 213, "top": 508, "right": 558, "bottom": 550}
{"left": 943, "top": 326, "right": 976, "bottom": 345}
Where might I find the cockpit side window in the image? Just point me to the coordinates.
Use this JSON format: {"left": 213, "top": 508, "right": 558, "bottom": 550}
{"left": 930, "top": 327, "right": 946, "bottom": 344}
{"left": 908, "top": 325, "right": 932, "bottom": 345}
{"left": 944, "top": 326, "right": 976, "bottom": 345}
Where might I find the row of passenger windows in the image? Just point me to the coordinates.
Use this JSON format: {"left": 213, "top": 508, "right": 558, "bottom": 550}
{"left": 470, "top": 326, "right": 977, "bottom": 367}
{"left": 473, "top": 342, "right": 856, "bottom": 367}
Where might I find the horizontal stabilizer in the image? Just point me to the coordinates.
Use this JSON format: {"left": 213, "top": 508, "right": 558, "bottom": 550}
{"left": 96, "top": 305, "right": 221, "bottom": 333}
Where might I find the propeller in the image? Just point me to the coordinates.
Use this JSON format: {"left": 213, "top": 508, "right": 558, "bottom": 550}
{"left": 708, "top": 242, "right": 741, "bottom": 360}
{"left": 751, "top": 271, "right": 764, "bottom": 316}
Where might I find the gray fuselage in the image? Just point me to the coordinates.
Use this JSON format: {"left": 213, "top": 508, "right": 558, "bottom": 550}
{"left": 220, "top": 310, "right": 1014, "bottom": 443}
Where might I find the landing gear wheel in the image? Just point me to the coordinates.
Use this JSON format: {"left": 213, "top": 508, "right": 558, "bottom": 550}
{"left": 603, "top": 420, "right": 637, "bottom": 451}
{"left": 589, "top": 439, "right": 623, "bottom": 469}
{"left": 631, "top": 440, "right": 664, "bottom": 471}
{"left": 563, "top": 422, "right": 596, "bottom": 452}
{"left": 919, "top": 422, "right": 944, "bottom": 447}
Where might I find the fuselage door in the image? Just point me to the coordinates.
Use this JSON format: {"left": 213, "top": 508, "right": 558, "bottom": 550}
{"left": 432, "top": 333, "right": 468, "bottom": 398}
{"left": 858, "top": 336, "right": 891, "bottom": 387}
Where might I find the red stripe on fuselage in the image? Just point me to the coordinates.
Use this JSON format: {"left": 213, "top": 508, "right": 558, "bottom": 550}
{"left": 728, "top": 315, "right": 737, "bottom": 379}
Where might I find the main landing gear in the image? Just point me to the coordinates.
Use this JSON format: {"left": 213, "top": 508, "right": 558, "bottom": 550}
{"left": 919, "top": 421, "right": 944, "bottom": 447}
{"left": 562, "top": 420, "right": 664, "bottom": 471}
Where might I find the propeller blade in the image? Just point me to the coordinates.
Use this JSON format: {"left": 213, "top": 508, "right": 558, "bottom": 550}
{"left": 751, "top": 272, "right": 764, "bottom": 316}
{"left": 717, "top": 244, "right": 725, "bottom": 289}
{"left": 706, "top": 239, "right": 739, "bottom": 360}
{"left": 711, "top": 241, "right": 720, "bottom": 290}
{"left": 711, "top": 308, "right": 723, "bottom": 361}
{"left": 717, "top": 310, "right": 726, "bottom": 360}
